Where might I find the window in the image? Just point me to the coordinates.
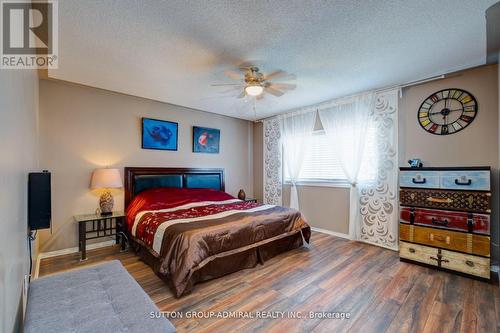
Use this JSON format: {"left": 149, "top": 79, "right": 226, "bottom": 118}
{"left": 284, "top": 125, "right": 378, "bottom": 184}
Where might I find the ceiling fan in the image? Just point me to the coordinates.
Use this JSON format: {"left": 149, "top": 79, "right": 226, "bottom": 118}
{"left": 211, "top": 66, "right": 296, "bottom": 99}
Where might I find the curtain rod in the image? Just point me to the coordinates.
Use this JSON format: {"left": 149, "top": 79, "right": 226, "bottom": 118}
{"left": 254, "top": 74, "right": 446, "bottom": 123}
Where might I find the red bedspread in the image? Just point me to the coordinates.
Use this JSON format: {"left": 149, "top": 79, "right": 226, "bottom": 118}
{"left": 126, "top": 187, "right": 234, "bottom": 232}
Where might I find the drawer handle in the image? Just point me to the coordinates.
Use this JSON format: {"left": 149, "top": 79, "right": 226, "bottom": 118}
{"left": 465, "top": 260, "right": 474, "bottom": 267}
{"left": 427, "top": 196, "right": 454, "bottom": 204}
{"left": 431, "top": 218, "right": 449, "bottom": 226}
{"left": 429, "top": 233, "right": 450, "bottom": 244}
{"left": 412, "top": 177, "right": 427, "bottom": 184}
{"left": 455, "top": 178, "right": 472, "bottom": 186}
{"left": 408, "top": 248, "right": 415, "bottom": 253}
{"left": 429, "top": 256, "right": 449, "bottom": 263}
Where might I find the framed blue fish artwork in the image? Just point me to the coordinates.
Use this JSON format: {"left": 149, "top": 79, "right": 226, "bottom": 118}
{"left": 142, "top": 118, "right": 178, "bottom": 151}
{"left": 193, "top": 126, "right": 220, "bottom": 154}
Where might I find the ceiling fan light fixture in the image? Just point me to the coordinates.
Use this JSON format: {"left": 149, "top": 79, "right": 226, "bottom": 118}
{"left": 245, "top": 84, "right": 264, "bottom": 96}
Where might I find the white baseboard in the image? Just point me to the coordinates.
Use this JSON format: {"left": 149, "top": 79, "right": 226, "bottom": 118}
{"left": 38, "top": 239, "right": 116, "bottom": 260}
{"left": 311, "top": 227, "right": 351, "bottom": 240}
{"left": 310, "top": 227, "right": 399, "bottom": 251}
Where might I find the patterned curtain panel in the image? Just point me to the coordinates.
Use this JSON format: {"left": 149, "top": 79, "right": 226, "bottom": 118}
{"left": 357, "top": 89, "right": 399, "bottom": 250}
{"left": 263, "top": 118, "right": 282, "bottom": 205}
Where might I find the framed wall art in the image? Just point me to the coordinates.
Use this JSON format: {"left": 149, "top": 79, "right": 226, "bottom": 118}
{"left": 193, "top": 126, "right": 220, "bottom": 154}
{"left": 142, "top": 118, "right": 178, "bottom": 151}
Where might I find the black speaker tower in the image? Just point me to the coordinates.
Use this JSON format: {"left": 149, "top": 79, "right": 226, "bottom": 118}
{"left": 28, "top": 171, "right": 51, "bottom": 230}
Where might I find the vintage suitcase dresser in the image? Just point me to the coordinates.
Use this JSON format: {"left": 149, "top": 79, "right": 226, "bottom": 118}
{"left": 399, "top": 167, "right": 491, "bottom": 279}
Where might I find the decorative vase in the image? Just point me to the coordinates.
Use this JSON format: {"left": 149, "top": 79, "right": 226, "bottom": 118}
{"left": 237, "top": 189, "right": 246, "bottom": 200}
{"left": 99, "top": 190, "right": 114, "bottom": 215}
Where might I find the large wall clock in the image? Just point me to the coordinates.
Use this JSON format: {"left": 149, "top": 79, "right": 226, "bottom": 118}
{"left": 418, "top": 88, "right": 478, "bottom": 135}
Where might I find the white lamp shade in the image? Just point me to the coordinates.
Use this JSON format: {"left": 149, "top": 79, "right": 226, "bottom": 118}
{"left": 245, "top": 85, "right": 264, "bottom": 96}
{"left": 90, "top": 168, "right": 123, "bottom": 189}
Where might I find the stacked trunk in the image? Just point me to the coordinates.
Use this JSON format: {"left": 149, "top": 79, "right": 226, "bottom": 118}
{"left": 399, "top": 167, "right": 491, "bottom": 279}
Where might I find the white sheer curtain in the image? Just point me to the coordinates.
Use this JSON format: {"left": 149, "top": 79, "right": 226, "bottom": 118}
{"left": 319, "top": 93, "right": 375, "bottom": 240}
{"left": 280, "top": 111, "right": 316, "bottom": 210}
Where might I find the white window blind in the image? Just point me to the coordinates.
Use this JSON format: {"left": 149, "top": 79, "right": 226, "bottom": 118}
{"left": 284, "top": 125, "right": 378, "bottom": 183}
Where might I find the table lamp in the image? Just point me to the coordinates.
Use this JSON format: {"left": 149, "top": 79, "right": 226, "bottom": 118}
{"left": 90, "top": 168, "right": 122, "bottom": 216}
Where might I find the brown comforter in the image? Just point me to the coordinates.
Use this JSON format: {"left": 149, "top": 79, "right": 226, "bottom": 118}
{"left": 129, "top": 198, "right": 310, "bottom": 297}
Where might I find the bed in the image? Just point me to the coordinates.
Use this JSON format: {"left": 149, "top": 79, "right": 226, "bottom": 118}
{"left": 124, "top": 167, "right": 311, "bottom": 297}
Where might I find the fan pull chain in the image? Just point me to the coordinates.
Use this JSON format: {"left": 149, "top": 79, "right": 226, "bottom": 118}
{"left": 253, "top": 98, "right": 257, "bottom": 121}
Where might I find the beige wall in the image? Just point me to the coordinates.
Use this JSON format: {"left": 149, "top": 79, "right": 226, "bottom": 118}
{"left": 283, "top": 185, "right": 350, "bottom": 234}
{"left": 38, "top": 79, "right": 254, "bottom": 252}
{"left": 253, "top": 65, "right": 499, "bottom": 261}
{"left": 0, "top": 71, "right": 39, "bottom": 333}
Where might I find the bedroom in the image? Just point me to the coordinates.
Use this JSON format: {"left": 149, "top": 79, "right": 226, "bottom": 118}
{"left": 1, "top": 1, "right": 500, "bottom": 332}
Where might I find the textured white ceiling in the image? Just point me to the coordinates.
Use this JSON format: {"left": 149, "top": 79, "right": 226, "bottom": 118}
{"left": 49, "top": 0, "right": 497, "bottom": 120}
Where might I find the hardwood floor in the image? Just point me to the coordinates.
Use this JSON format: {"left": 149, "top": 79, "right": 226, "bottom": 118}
{"left": 39, "top": 232, "right": 500, "bottom": 333}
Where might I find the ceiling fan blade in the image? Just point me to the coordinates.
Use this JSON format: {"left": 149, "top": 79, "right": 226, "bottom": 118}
{"left": 265, "top": 86, "right": 284, "bottom": 97}
{"left": 264, "top": 70, "right": 286, "bottom": 80}
{"left": 219, "top": 86, "right": 243, "bottom": 94}
{"left": 266, "top": 74, "right": 297, "bottom": 82}
{"left": 211, "top": 83, "right": 244, "bottom": 86}
{"left": 239, "top": 66, "right": 253, "bottom": 71}
{"left": 284, "top": 74, "right": 297, "bottom": 81}
{"left": 224, "top": 70, "right": 242, "bottom": 81}
{"left": 237, "top": 90, "right": 246, "bottom": 99}
{"left": 269, "top": 83, "right": 296, "bottom": 90}
{"left": 238, "top": 61, "right": 258, "bottom": 70}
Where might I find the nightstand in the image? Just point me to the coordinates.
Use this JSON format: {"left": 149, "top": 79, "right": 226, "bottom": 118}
{"left": 74, "top": 211, "right": 126, "bottom": 261}
{"left": 243, "top": 198, "right": 258, "bottom": 203}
